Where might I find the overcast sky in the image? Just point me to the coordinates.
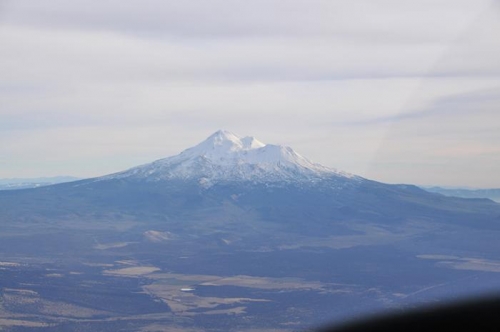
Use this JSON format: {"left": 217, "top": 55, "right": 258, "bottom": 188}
{"left": 1, "top": 0, "right": 499, "bottom": 187}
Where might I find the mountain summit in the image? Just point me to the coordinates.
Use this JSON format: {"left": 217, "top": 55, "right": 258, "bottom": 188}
{"left": 104, "top": 130, "right": 356, "bottom": 184}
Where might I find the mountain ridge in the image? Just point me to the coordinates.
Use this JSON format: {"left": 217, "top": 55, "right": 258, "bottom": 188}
{"left": 0, "top": 176, "right": 80, "bottom": 190}
{"left": 422, "top": 186, "right": 500, "bottom": 203}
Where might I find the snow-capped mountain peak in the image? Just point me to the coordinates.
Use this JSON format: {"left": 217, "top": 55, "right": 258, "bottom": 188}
{"left": 180, "top": 130, "right": 266, "bottom": 158}
{"left": 103, "top": 130, "right": 357, "bottom": 184}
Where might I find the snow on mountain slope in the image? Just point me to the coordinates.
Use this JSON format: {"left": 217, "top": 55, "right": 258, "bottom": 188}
{"left": 102, "top": 130, "right": 358, "bottom": 184}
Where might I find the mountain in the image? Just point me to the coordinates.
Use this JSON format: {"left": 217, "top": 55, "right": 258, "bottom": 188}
{"left": 3, "top": 130, "right": 496, "bottom": 228}
{"left": 1, "top": 131, "right": 500, "bottom": 331}
{"left": 422, "top": 186, "right": 500, "bottom": 203}
{"left": 2, "top": 129, "right": 499, "bottom": 238}
{"left": 0, "top": 176, "right": 80, "bottom": 190}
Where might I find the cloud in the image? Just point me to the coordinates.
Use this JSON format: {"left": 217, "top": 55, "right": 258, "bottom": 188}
{"left": 1, "top": 0, "right": 492, "bottom": 41}
{"left": 360, "top": 88, "right": 500, "bottom": 187}
{"left": 337, "top": 87, "right": 500, "bottom": 126}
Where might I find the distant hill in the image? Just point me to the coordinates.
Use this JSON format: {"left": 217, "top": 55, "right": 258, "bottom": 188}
{"left": 422, "top": 186, "right": 500, "bottom": 203}
{"left": 0, "top": 176, "right": 80, "bottom": 190}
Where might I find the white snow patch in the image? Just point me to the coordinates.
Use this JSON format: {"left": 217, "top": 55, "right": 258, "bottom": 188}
{"left": 144, "top": 230, "right": 174, "bottom": 243}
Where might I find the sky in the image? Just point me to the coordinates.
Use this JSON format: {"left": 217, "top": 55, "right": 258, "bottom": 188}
{"left": 1, "top": 0, "right": 499, "bottom": 187}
